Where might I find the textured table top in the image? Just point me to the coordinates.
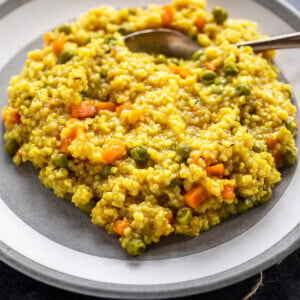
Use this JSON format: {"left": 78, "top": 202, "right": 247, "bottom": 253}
{"left": 0, "top": 1, "right": 299, "bottom": 300}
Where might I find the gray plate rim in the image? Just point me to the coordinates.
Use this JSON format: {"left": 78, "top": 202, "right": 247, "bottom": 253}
{"left": 0, "top": 0, "right": 299, "bottom": 299}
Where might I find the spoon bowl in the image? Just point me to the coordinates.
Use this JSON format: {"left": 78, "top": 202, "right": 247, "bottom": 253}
{"left": 125, "top": 28, "right": 300, "bottom": 59}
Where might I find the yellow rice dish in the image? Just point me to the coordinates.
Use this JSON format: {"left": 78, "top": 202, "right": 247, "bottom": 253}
{"left": 2, "top": 0, "right": 298, "bottom": 255}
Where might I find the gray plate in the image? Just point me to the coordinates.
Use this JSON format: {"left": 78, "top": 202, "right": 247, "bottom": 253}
{"left": 0, "top": 0, "right": 299, "bottom": 299}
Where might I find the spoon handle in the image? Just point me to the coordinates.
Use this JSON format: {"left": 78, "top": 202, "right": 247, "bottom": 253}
{"left": 236, "top": 32, "right": 300, "bottom": 51}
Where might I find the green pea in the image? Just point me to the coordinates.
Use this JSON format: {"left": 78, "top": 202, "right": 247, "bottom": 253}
{"left": 236, "top": 83, "right": 251, "bottom": 96}
{"left": 5, "top": 139, "right": 19, "bottom": 155}
{"left": 126, "top": 238, "right": 146, "bottom": 256}
{"left": 176, "top": 207, "right": 193, "bottom": 225}
{"left": 58, "top": 50, "right": 74, "bottom": 64}
{"left": 223, "top": 61, "right": 239, "bottom": 76}
{"left": 214, "top": 76, "right": 227, "bottom": 85}
{"left": 81, "top": 88, "right": 93, "bottom": 98}
{"left": 100, "top": 165, "right": 113, "bottom": 179}
{"left": 130, "top": 146, "right": 149, "bottom": 163}
{"left": 237, "top": 198, "right": 253, "bottom": 213}
{"left": 57, "top": 24, "right": 72, "bottom": 35}
{"left": 64, "top": 193, "right": 73, "bottom": 201}
{"left": 104, "top": 36, "right": 117, "bottom": 45}
{"left": 176, "top": 143, "right": 191, "bottom": 160}
{"left": 284, "top": 117, "right": 297, "bottom": 135}
{"left": 118, "top": 25, "right": 133, "bottom": 35}
{"left": 169, "top": 57, "right": 180, "bottom": 66}
{"left": 170, "top": 178, "right": 184, "bottom": 188}
{"left": 77, "top": 199, "right": 97, "bottom": 213}
{"left": 99, "top": 71, "right": 107, "bottom": 79}
{"left": 82, "top": 36, "right": 92, "bottom": 46}
{"left": 201, "top": 70, "right": 217, "bottom": 84}
{"left": 260, "top": 187, "right": 272, "bottom": 203}
{"left": 212, "top": 6, "right": 228, "bottom": 25}
{"left": 155, "top": 54, "right": 167, "bottom": 64}
{"left": 283, "top": 149, "right": 297, "bottom": 167}
{"left": 252, "top": 141, "right": 267, "bottom": 153}
{"left": 53, "top": 153, "right": 69, "bottom": 168}
{"left": 192, "top": 50, "right": 205, "bottom": 61}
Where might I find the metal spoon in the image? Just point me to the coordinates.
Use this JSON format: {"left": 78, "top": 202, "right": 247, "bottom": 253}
{"left": 124, "top": 29, "right": 300, "bottom": 60}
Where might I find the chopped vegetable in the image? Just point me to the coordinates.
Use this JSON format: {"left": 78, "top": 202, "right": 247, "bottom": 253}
{"left": 212, "top": 6, "right": 228, "bottom": 25}
{"left": 176, "top": 207, "right": 192, "bottom": 225}
{"left": 126, "top": 238, "right": 146, "bottom": 256}
{"left": 5, "top": 139, "right": 19, "bottom": 155}
{"left": 236, "top": 83, "right": 251, "bottom": 96}
{"left": 222, "top": 185, "right": 235, "bottom": 202}
{"left": 130, "top": 146, "right": 149, "bottom": 163}
{"left": 70, "top": 101, "right": 97, "bottom": 118}
{"left": 201, "top": 70, "right": 217, "bottom": 84}
{"left": 52, "top": 33, "right": 66, "bottom": 55}
{"left": 57, "top": 24, "right": 72, "bottom": 35}
{"left": 77, "top": 199, "right": 97, "bottom": 213}
{"left": 155, "top": 54, "right": 167, "bottom": 64}
{"left": 195, "top": 16, "right": 206, "bottom": 32}
{"left": 116, "top": 103, "right": 133, "bottom": 116}
{"left": 161, "top": 5, "right": 175, "bottom": 27}
{"left": 192, "top": 50, "right": 205, "bottom": 61}
{"left": 223, "top": 61, "right": 239, "bottom": 76}
{"left": 53, "top": 153, "right": 69, "bottom": 168}
{"left": 166, "top": 209, "right": 173, "bottom": 224}
{"left": 60, "top": 126, "right": 78, "bottom": 154}
{"left": 2, "top": 108, "right": 20, "bottom": 125}
{"left": 96, "top": 102, "right": 116, "bottom": 112}
{"left": 176, "top": 143, "right": 191, "bottom": 161}
{"left": 170, "top": 178, "right": 183, "bottom": 188}
{"left": 169, "top": 65, "right": 191, "bottom": 79}
{"left": 184, "top": 184, "right": 207, "bottom": 208}
{"left": 266, "top": 137, "right": 277, "bottom": 150}
{"left": 283, "top": 149, "right": 297, "bottom": 167}
{"left": 206, "top": 163, "right": 225, "bottom": 176}
{"left": 118, "top": 25, "right": 133, "bottom": 35}
{"left": 58, "top": 49, "right": 74, "bottom": 64}
{"left": 102, "top": 140, "right": 127, "bottom": 163}
{"left": 100, "top": 165, "right": 113, "bottom": 179}
{"left": 284, "top": 116, "right": 297, "bottom": 135}
{"left": 113, "top": 219, "right": 131, "bottom": 237}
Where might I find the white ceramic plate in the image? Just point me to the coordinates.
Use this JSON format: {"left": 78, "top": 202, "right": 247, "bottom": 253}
{"left": 0, "top": 0, "right": 299, "bottom": 298}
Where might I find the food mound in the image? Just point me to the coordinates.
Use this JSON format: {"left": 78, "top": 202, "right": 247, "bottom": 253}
{"left": 2, "top": 0, "right": 298, "bottom": 255}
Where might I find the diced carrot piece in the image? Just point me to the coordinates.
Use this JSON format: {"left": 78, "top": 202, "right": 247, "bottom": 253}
{"left": 70, "top": 101, "right": 97, "bottom": 118}
{"left": 43, "top": 32, "right": 53, "bottom": 45}
{"left": 195, "top": 16, "right": 206, "bottom": 32}
{"left": 102, "top": 140, "right": 127, "bottom": 163}
{"left": 161, "top": 5, "right": 176, "bottom": 27}
{"left": 222, "top": 185, "right": 235, "bottom": 202}
{"left": 60, "top": 126, "right": 79, "bottom": 154}
{"left": 169, "top": 65, "right": 191, "bottom": 78}
{"left": 206, "top": 163, "right": 225, "bottom": 176}
{"left": 274, "top": 150, "right": 283, "bottom": 167}
{"left": 2, "top": 108, "right": 20, "bottom": 125}
{"left": 184, "top": 184, "right": 207, "bottom": 209}
{"left": 166, "top": 209, "right": 173, "bottom": 224}
{"left": 96, "top": 102, "right": 116, "bottom": 112}
{"left": 113, "top": 219, "right": 130, "bottom": 237}
{"left": 11, "top": 110, "right": 20, "bottom": 124}
{"left": 266, "top": 137, "right": 277, "bottom": 150}
{"left": 116, "top": 103, "right": 133, "bottom": 116}
{"left": 1, "top": 109, "right": 7, "bottom": 123}
{"left": 204, "top": 62, "right": 216, "bottom": 71}
{"left": 52, "top": 33, "right": 66, "bottom": 55}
